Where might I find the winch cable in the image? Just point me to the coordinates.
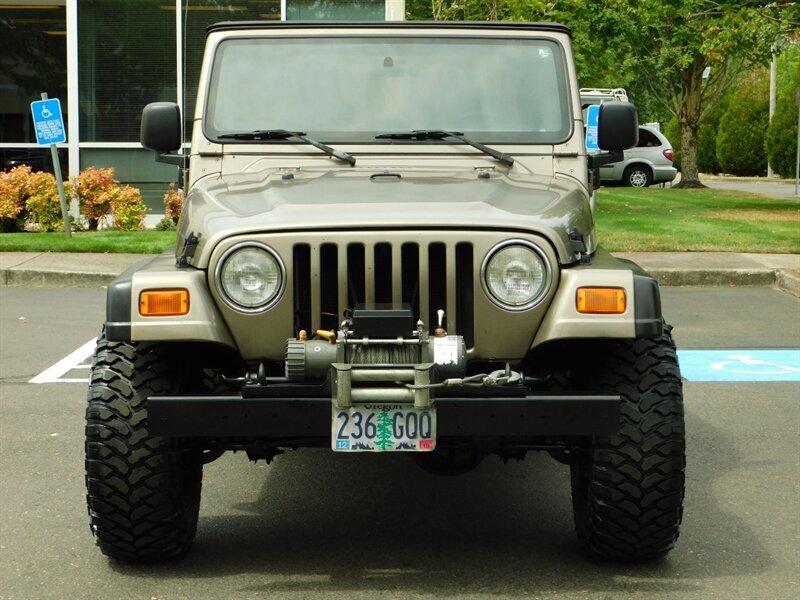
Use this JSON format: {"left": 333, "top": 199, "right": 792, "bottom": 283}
{"left": 404, "top": 370, "right": 521, "bottom": 390}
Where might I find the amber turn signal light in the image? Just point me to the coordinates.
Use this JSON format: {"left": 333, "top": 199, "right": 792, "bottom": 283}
{"left": 576, "top": 287, "right": 626, "bottom": 314}
{"left": 139, "top": 289, "right": 189, "bottom": 317}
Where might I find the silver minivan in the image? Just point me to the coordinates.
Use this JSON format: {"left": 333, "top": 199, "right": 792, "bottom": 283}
{"left": 600, "top": 126, "right": 677, "bottom": 187}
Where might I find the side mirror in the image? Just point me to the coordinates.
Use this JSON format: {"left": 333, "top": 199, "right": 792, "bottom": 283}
{"left": 598, "top": 102, "right": 638, "bottom": 151}
{"left": 141, "top": 102, "right": 181, "bottom": 153}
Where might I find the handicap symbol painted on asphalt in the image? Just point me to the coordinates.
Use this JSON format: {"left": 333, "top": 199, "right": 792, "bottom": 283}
{"left": 710, "top": 354, "right": 800, "bottom": 376}
{"left": 678, "top": 350, "right": 800, "bottom": 382}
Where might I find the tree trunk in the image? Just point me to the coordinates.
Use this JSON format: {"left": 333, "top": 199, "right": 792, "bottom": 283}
{"left": 677, "top": 120, "right": 706, "bottom": 188}
{"left": 674, "top": 56, "right": 707, "bottom": 189}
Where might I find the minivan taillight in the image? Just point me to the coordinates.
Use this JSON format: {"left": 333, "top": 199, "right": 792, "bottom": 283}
{"left": 663, "top": 149, "right": 674, "bottom": 162}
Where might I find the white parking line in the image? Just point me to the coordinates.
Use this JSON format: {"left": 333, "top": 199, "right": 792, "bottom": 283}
{"left": 29, "top": 338, "right": 97, "bottom": 384}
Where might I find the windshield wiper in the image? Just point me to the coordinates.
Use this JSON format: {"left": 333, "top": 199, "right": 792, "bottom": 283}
{"left": 218, "top": 129, "right": 356, "bottom": 166}
{"left": 375, "top": 130, "right": 514, "bottom": 167}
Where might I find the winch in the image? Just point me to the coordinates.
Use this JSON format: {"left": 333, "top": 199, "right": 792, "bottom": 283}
{"left": 284, "top": 304, "right": 467, "bottom": 408}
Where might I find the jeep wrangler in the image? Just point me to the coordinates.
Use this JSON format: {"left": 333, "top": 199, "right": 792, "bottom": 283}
{"left": 85, "top": 21, "right": 685, "bottom": 563}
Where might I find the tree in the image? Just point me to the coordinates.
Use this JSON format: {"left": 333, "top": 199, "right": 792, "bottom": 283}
{"left": 665, "top": 89, "right": 730, "bottom": 175}
{"left": 410, "top": 1, "right": 625, "bottom": 86}
{"left": 765, "top": 44, "right": 800, "bottom": 178}
{"left": 592, "top": 1, "right": 797, "bottom": 187}
{"left": 716, "top": 71, "right": 769, "bottom": 176}
{"left": 409, "top": 2, "right": 798, "bottom": 186}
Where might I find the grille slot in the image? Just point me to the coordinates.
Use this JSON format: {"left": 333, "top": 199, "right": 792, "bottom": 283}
{"left": 293, "top": 244, "right": 311, "bottom": 335}
{"left": 292, "top": 240, "right": 474, "bottom": 342}
{"left": 428, "top": 243, "right": 447, "bottom": 331}
{"left": 320, "top": 244, "right": 339, "bottom": 331}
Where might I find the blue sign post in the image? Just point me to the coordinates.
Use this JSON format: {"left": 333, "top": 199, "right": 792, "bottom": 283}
{"left": 30, "top": 94, "right": 70, "bottom": 238}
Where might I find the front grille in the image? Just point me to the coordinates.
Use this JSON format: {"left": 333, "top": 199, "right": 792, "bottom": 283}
{"left": 293, "top": 241, "right": 474, "bottom": 346}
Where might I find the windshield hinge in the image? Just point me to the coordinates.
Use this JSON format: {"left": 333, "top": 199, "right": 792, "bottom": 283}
{"left": 569, "top": 228, "right": 591, "bottom": 264}
{"left": 177, "top": 232, "right": 200, "bottom": 268}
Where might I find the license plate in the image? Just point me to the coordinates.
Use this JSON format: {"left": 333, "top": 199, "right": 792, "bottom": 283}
{"left": 332, "top": 403, "right": 436, "bottom": 452}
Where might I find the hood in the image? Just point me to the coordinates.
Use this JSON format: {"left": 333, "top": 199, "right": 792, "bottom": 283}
{"left": 178, "top": 168, "right": 594, "bottom": 268}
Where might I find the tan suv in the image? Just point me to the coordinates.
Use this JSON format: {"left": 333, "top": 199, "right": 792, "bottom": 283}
{"left": 85, "top": 22, "right": 685, "bottom": 563}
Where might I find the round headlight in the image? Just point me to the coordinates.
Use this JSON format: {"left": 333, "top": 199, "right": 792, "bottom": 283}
{"left": 218, "top": 244, "right": 283, "bottom": 310}
{"left": 483, "top": 242, "right": 550, "bottom": 309}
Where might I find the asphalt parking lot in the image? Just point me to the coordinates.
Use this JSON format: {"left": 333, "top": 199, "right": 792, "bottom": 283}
{"left": 1, "top": 286, "right": 798, "bottom": 600}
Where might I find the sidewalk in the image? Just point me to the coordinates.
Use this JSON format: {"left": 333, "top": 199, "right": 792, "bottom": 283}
{"left": 679, "top": 174, "right": 799, "bottom": 200}
{"left": 1, "top": 251, "right": 798, "bottom": 296}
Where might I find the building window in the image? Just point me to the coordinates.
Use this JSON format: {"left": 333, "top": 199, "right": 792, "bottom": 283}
{"left": 79, "top": 1, "right": 176, "bottom": 142}
{"left": 182, "top": 1, "right": 281, "bottom": 140}
{"left": 0, "top": 4, "right": 67, "bottom": 144}
{"left": 286, "top": 0, "right": 385, "bottom": 20}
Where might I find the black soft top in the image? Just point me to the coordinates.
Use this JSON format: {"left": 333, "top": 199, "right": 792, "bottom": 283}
{"left": 206, "top": 20, "right": 572, "bottom": 37}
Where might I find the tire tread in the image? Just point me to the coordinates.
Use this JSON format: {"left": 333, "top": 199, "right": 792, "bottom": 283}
{"left": 85, "top": 332, "right": 201, "bottom": 562}
{"left": 573, "top": 329, "right": 685, "bottom": 561}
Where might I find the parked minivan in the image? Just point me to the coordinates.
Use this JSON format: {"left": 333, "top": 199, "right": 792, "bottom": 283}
{"left": 600, "top": 126, "right": 677, "bottom": 187}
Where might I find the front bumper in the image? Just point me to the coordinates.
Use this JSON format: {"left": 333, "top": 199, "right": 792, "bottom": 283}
{"left": 147, "top": 394, "right": 621, "bottom": 439}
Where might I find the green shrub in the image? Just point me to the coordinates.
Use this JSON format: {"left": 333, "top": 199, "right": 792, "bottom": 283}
{"left": 1, "top": 166, "right": 66, "bottom": 232}
{"left": 765, "top": 47, "right": 799, "bottom": 178}
{"left": 155, "top": 217, "right": 176, "bottom": 231}
{"left": 109, "top": 185, "right": 147, "bottom": 231}
{"left": 2, "top": 165, "right": 148, "bottom": 232}
{"left": 767, "top": 101, "right": 799, "bottom": 178}
{"left": 697, "top": 94, "right": 731, "bottom": 175}
{"left": 163, "top": 183, "right": 183, "bottom": 224}
{"left": 0, "top": 166, "right": 32, "bottom": 232}
{"left": 24, "top": 171, "right": 62, "bottom": 231}
{"left": 717, "top": 71, "right": 769, "bottom": 176}
{"left": 67, "top": 167, "right": 117, "bottom": 230}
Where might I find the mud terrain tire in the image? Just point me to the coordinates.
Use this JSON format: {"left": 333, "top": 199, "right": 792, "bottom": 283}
{"left": 84, "top": 332, "right": 202, "bottom": 561}
{"left": 570, "top": 329, "right": 685, "bottom": 561}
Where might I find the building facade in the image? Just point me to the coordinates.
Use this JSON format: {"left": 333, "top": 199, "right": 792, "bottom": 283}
{"left": 0, "top": 0, "right": 405, "bottom": 208}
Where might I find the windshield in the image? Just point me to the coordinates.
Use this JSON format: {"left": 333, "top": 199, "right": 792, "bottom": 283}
{"left": 205, "top": 36, "right": 572, "bottom": 144}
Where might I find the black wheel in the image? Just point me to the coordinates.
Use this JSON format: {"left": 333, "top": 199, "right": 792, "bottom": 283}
{"left": 623, "top": 164, "right": 652, "bottom": 187}
{"left": 85, "top": 331, "right": 202, "bottom": 561}
{"left": 570, "top": 328, "right": 685, "bottom": 561}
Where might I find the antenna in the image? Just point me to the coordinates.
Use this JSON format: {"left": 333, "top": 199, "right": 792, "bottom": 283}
{"left": 182, "top": 0, "right": 190, "bottom": 151}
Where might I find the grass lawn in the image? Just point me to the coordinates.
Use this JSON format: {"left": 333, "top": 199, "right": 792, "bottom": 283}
{"left": 596, "top": 187, "right": 799, "bottom": 254}
{"left": 0, "top": 230, "right": 176, "bottom": 254}
{"left": 0, "top": 187, "right": 797, "bottom": 254}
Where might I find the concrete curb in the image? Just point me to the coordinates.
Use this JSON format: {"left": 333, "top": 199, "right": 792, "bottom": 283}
{"left": 776, "top": 270, "right": 800, "bottom": 297}
{"left": 0, "top": 269, "right": 118, "bottom": 288}
{"left": 645, "top": 269, "right": 777, "bottom": 288}
{"left": 0, "top": 252, "right": 145, "bottom": 289}
{"left": 646, "top": 269, "right": 797, "bottom": 296}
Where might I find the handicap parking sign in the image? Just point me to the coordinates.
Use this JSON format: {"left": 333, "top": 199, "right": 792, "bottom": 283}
{"left": 31, "top": 98, "right": 66, "bottom": 145}
{"left": 585, "top": 104, "right": 600, "bottom": 151}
